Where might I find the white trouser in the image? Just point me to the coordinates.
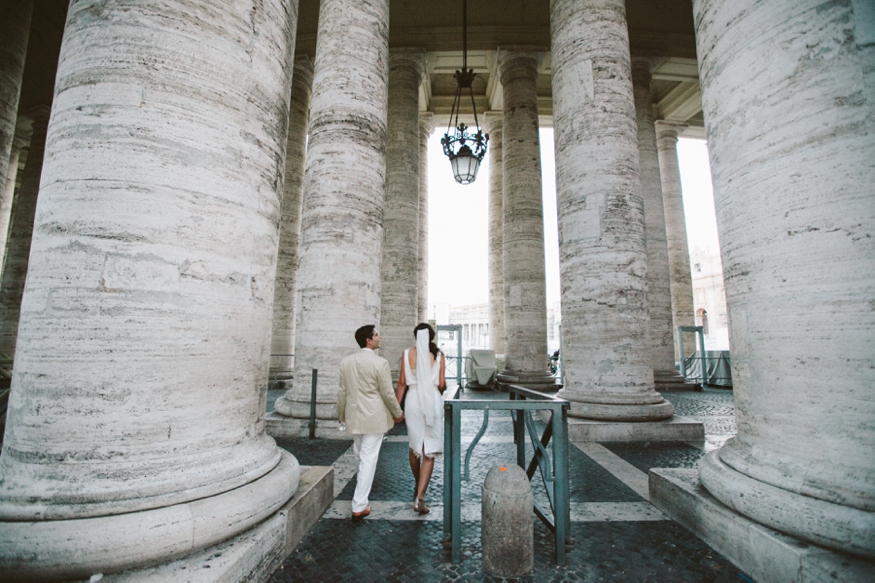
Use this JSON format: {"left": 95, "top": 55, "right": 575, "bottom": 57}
{"left": 352, "top": 433, "right": 384, "bottom": 513}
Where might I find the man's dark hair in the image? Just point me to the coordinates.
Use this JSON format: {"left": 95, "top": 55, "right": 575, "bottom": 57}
{"left": 355, "top": 325, "right": 377, "bottom": 348}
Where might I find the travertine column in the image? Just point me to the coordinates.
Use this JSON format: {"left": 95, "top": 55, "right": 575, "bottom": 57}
{"left": 495, "top": 49, "right": 554, "bottom": 391}
{"left": 274, "top": 0, "right": 389, "bottom": 419}
{"left": 0, "top": 0, "right": 32, "bottom": 205}
{"left": 380, "top": 49, "right": 426, "bottom": 379}
{"left": 655, "top": 121, "right": 695, "bottom": 358}
{"left": 418, "top": 112, "right": 433, "bottom": 323}
{"left": 0, "top": 107, "right": 49, "bottom": 363}
{"left": 0, "top": 1, "right": 301, "bottom": 577}
{"left": 270, "top": 55, "right": 314, "bottom": 379}
{"left": 693, "top": 0, "right": 875, "bottom": 558}
{"left": 632, "top": 58, "right": 684, "bottom": 387}
{"left": 550, "top": 0, "right": 672, "bottom": 420}
{"left": 0, "top": 132, "right": 27, "bottom": 271}
{"left": 483, "top": 111, "right": 506, "bottom": 354}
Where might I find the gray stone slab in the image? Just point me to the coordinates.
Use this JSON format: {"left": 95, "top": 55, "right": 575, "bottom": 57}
{"left": 650, "top": 468, "right": 875, "bottom": 582}
{"left": 560, "top": 414, "right": 705, "bottom": 442}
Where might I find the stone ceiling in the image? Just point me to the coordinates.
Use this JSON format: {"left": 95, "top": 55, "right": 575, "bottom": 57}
{"left": 21, "top": 0, "right": 704, "bottom": 136}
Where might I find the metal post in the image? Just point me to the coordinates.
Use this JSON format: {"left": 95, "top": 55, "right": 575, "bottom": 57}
{"left": 452, "top": 404, "right": 462, "bottom": 563}
{"left": 308, "top": 368, "right": 318, "bottom": 439}
{"left": 552, "top": 403, "right": 570, "bottom": 565}
{"left": 443, "top": 400, "right": 453, "bottom": 544}
{"left": 697, "top": 327, "right": 708, "bottom": 386}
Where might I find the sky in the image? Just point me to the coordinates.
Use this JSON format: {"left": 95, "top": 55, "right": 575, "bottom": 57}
{"left": 426, "top": 129, "right": 720, "bottom": 313}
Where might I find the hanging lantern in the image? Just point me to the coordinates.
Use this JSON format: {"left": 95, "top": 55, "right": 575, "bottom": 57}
{"left": 440, "top": 0, "right": 488, "bottom": 185}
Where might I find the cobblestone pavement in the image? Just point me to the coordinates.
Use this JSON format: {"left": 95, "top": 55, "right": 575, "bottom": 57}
{"left": 269, "top": 387, "right": 749, "bottom": 582}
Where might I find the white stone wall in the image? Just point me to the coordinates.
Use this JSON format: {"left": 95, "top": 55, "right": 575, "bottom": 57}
{"left": 0, "top": 0, "right": 31, "bottom": 211}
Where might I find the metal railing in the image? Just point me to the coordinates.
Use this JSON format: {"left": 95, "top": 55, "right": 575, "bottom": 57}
{"left": 443, "top": 385, "right": 571, "bottom": 565}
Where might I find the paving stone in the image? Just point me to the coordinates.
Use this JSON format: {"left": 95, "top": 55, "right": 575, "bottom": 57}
{"left": 602, "top": 441, "right": 707, "bottom": 473}
{"left": 268, "top": 386, "right": 750, "bottom": 581}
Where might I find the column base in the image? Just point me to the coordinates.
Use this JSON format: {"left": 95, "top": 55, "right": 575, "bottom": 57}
{"left": 654, "top": 370, "right": 701, "bottom": 392}
{"left": 0, "top": 451, "right": 304, "bottom": 580}
{"left": 273, "top": 395, "right": 337, "bottom": 419}
{"left": 266, "top": 412, "right": 350, "bottom": 439}
{"left": 109, "top": 465, "right": 333, "bottom": 582}
{"left": 496, "top": 369, "right": 561, "bottom": 393}
{"left": 650, "top": 468, "right": 875, "bottom": 582}
{"left": 550, "top": 413, "right": 704, "bottom": 442}
{"left": 566, "top": 398, "right": 675, "bottom": 421}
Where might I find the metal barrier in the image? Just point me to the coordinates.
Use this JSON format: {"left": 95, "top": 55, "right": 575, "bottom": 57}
{"left": 443, "top": 385, "right": 571, "bottom": 565}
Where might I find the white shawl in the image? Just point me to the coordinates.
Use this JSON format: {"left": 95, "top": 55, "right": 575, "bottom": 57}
{"left": 416, "top": 328, "right": 439, "bottom": 428}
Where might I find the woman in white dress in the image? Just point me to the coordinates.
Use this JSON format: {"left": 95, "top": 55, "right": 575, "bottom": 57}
{"left": 395, "top": 323, "right": 446, "bottom": 514}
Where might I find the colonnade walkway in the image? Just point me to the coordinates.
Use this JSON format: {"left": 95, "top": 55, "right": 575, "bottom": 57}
{"left": 266, "top": 387, "right": 747, "bottom": 582}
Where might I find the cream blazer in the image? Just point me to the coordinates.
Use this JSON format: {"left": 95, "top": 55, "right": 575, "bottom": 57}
{"left": 337, "top": 348, "right": 404, "bottom": 435}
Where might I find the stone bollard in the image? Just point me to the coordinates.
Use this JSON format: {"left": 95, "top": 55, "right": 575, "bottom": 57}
{"left": 481, "top": 463, "right": 534, "bottom": 577}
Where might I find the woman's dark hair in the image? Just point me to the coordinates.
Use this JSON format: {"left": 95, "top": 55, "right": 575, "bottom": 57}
{"left": 413, "top": 323, "right": 439, "bottom": 358}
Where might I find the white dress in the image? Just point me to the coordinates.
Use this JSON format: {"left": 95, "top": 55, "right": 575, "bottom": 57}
{"left": 403, "top": 347, "right": 444, "bottom": 458}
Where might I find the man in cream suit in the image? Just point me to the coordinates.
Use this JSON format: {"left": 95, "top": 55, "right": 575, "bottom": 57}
{"left": 338, "top": 325, "right": 405, "bottom": 520}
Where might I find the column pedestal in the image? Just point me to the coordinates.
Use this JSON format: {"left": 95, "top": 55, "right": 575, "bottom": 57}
{"left": 651, "top": 469, "right": 875, "bottom": 582}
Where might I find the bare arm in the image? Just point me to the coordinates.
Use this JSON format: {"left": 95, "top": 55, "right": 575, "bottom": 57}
{"left": 438, "top": 352, "right": 447, "bottom": 392}
{"left": 395, "top": 356, "right": 407, "bottom": 404}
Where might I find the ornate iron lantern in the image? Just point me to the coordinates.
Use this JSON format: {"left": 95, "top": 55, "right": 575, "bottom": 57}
{"left": 440, "top": 0, "right": 488, "bottom": 185}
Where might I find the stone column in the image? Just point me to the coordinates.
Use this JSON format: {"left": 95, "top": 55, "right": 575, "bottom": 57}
{"left": 274, "top": 0, "right": 389, "bottom": 419}
{"left": 655, "top": 121, "right": 695, "bottom": 359}
{"left": 693, "top": 0, "right": 875, "bottom": 559}
{"left": 0, "top": 0, "right": 32, "bottom": 206}
{"left": 550, "top": 0, "right": 672, "bottom": 420}
{"left": 632, "top": 58, "right": 685, "bottom": 389}
{"left": 417, "top": 112, "right": 432, "bottom": 324}
{"left": 483, "top": 111, "right": 506, "bottom": 355}
{"left": 0, "top": 131, "right": 27, "bottom": 271}
{"left": 0, "top": 2, "right": 301, "bottom": 578}
{"left": 270, "top": 55, "right": 314, "bottom": 381}
{"left": 495, "top": 49, "right": 554, "bottom": 391}
{"left": 380, "top": 49, "right": 426, "bottom": 379}
{"left": 0, "top": 106, "right": 49, "bottom": 364}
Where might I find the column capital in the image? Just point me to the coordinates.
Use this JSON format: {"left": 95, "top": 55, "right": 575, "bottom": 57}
{"left": 654, "top": 120, "right": 687, "bottom": 143}
{"left": 389, "top": 47, "right": 427, "bottom": 82}
{"left": 418, "top": 111, "right": 434, "bottom": 139}
{"left": 496, "top": 47, "right": 546, "bottom": 87}
{"left": 482, "top": 111, "right": 503, "bottom": 136}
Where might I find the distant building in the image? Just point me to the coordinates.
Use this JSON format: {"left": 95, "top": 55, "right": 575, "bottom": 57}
{"left": 690, "top": 246, "right": 729, "bottom": 350}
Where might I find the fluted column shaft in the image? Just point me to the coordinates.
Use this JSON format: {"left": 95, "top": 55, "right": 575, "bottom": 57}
{"left": 632, "top": 58, "right": 676, "bottom": 379}
{"left": 275, "top": 0, "right": 389, "bottom": 419}
{"left": 496, "top": 49, "right": 554, "bottom": 391}
{"left": 270, "top": 55, "right": 314, "bottom": 369}
{"left": 0, "top": 0, "right": 32, "bottom": 206}
{"left": 0, "top": 1, "right": 301, "bottom": 577}
{"left": 484, "top": 111, "right": 506, "bottom": 354}
{"left": 380, "top": 49, "right": 426, "bottom": 379}
{"left": 693, "top": 0, "right": 875, "bottom": 559}
{"left": 550, "top": 0, "right": 672, "bottom": 420}
{"left": 655, "top": 121, "right": 695, "bottom": 357}
{"left": 418, "top": 112, "right": 433, "bottom": 323}
{"left": 0, "top": 107, "right": 49, "bottom": 362}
